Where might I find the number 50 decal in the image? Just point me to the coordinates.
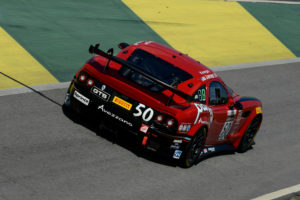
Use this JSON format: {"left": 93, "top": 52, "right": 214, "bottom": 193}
{"left": 133, "top": 103, "right": 154, "bottom": 122}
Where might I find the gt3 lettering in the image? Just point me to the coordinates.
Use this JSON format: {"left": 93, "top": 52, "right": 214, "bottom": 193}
{"left": 133, "top": 103, "right": 154, "bottom": 122}
{"left": 91, "top": 86, "right": 110, "bottom": 101}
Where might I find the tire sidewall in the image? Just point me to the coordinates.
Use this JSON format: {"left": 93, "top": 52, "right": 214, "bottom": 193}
{"left": 180, "top": 127, "right": 207, "bottom": 168}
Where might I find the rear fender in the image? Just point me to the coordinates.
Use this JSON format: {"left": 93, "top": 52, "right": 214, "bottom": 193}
{"left": 176, "top": 103, "right": 212, "bottom": 137}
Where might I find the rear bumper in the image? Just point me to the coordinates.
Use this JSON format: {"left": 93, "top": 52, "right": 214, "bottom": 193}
{"left": 64, "top": 80, "right": 191, "bottom": 159}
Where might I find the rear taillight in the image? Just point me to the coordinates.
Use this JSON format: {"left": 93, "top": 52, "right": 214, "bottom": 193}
{"left": 79, "top": 74, "right": 87, "bottom": 82}
{"left": 166, "top": 119, "right": 175, "bottom": 127}
{"left": 155, "top": 114, "right": 164, "bottom": 123}
{"left": 86, "top": 79, "right": 94, "bottom": 87}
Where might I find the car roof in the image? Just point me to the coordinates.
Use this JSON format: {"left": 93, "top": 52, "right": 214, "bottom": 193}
{"left": 130, "top": 41, "right": 214, "bottom": 78}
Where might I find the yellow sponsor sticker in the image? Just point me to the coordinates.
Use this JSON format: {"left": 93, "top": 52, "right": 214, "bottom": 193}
{"left": 256, "top": 107, "right": 262, "bottom": 114}
{"left": 112, "top": 96, "right": 132, "bottom": 111}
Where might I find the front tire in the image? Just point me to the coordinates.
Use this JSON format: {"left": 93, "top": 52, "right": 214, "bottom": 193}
{"left": 180, "top": 127, "right": 207, "bottom": 168}
{"left": 238, "top": 115, "right": 262, "bottom": 153}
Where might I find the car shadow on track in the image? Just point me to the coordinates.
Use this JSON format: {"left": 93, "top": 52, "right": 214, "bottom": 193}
{"left": 62, "top": 104, "right": 179, "bottom": 167}
{"left": 62, "top": 104, "right": 237, "bottom": 168}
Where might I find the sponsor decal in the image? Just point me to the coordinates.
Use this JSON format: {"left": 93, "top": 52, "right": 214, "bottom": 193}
{"left": 112, "top": 96, "right": 132, "bottom": 111}
{"left": 140, "top": 124, "right": 149, "bottom": 133}
{"left": 194, "top": 103, "right": 213, "bottom": 125}
{"left": 200, "top": 73, "right": 218, "bottom": 81}
{"left": 101, "top": 84, "right": 106, "bottom": 91}
{"left": 178, "top": 123, "right": 192, "bottom": 133}
{"left": 97, "top": 105, "right": 133, "bottom": 127}
{"left": 207, "top": 147, "right": 215, "bottom": 152}
{"left": 91, "top": 86, "right": 110, "bottom": 101}
{"left": 199, "top": 70, "right": 210, "bottom": 75}
{"left": 256, "top": 107, "right": 262, "bottom": 114}
{"left": 230, "top": 110, "right": 243, "bottom": 134}
{"left": 201, "top": 147, "right": 216, "bottom": 156}
{"left": 218, "top": 109, "right": 237, "bottom": 141}
{"left": 186, "top": 125, "right": 191, "bottom": 131}
{"left": 173, "top": 139, "right": 182, "bottom": 144}
{"left": 73, "top": 91, "right": 90, "bottom": 106}
{"left": 173, "top": 150, "right": 182, "bottom": 159}
{"left": 170, "top": 145, "right": 180, "bottom": 150}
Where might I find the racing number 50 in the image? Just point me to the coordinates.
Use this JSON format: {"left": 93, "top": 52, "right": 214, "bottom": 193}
{"left": 133, "top": 103, "right": 154, "bottom": 122}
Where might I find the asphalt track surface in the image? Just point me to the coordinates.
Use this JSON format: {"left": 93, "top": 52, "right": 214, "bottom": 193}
{"left": 0, "top": 63, "right": 299, "bottom": 200}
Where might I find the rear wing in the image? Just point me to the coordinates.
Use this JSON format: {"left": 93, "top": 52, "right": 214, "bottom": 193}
{"left": 88, "top": 44, "right": 193, "bottom": 102}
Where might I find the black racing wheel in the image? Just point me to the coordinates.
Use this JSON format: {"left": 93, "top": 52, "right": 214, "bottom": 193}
{"left": 180, "top": 127, "right": 207, "bottom": 168}
{"left": 238, "top": 115, "right": 262, "bottom": 153}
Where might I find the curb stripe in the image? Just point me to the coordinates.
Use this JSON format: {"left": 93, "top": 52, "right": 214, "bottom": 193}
{"left": 251, "top": 184, "right": 300, "bottom": 200}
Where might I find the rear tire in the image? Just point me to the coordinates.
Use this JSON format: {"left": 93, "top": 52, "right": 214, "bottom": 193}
{"left": 180, "top": 127, "right": 207, "bottom": 168}
{"left": 238, "top": 115, "right": 262, "bottom": 153}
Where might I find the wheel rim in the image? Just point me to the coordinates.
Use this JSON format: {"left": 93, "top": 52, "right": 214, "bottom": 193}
{"left": 188, "top": 130, "right": 205, "bottom": 163}
{"left": 243, "top": 117, "right": 260, "bottom": 147}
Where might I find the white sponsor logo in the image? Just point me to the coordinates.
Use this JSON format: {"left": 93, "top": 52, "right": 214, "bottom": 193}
{"left": 199, "top": 70, "right": 210, "bottom": 75}
{"left": 200, "top": 73, "right": 218, "bottom": 81}
{"left": 173, "top": 150, "right": 182, "bottom": 159}
{"left": 173, "top": 139, "right": 182, "bottom": 144}
{"left": 193, "top": 103, "right": 213, "bottom": 125}
{"left": 178, "top": 123, "right": 192, "bottom": 133}
{"left": 73, "top": 91, "right": 90, "bottom": 106}
{"left": 140, "top": 124, "right": 149, "bottom": 133}
{"left": 98, "top": 105, "right": 133, "bottom": 127}
{"left": 208, "top": 147, "right": 215, "bottom": 152}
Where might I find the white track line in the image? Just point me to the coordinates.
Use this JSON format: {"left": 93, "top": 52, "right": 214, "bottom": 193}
{"left": 0, "top": 57, "right": 300, "bottom": 96}
{"left": 251, "top": 184, "right": 300, "bottom": 200}
{"left": 227, "top": 0, "right": 300, "bottom": 5}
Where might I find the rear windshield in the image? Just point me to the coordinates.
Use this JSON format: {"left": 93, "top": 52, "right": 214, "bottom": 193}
{"left": 119, "top": 49, "right": 193, "bottom": 92}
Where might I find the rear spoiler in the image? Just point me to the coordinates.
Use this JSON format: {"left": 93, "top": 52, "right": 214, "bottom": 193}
{"left": 88, "top": 44, "right": 193, "bottom": 102}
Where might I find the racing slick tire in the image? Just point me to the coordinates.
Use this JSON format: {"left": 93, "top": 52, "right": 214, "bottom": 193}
{"left": 237, "top": 115, "right": 262, "bottom": 153}
{"left": 180, "top": 127, "right": 207, "bottom": 168}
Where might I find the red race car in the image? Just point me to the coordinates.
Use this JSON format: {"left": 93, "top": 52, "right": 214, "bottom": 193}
{"left": 64, "top": 41, "right": 263, "bottom": 167}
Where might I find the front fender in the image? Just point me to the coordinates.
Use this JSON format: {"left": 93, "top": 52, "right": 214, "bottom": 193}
{"left": 231, "top": 105, "right": 263, "bottom": 148}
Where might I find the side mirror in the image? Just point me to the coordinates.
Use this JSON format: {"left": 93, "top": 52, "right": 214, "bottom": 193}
{"left": 118, "top": 42, "right": 129, "bottom": 49}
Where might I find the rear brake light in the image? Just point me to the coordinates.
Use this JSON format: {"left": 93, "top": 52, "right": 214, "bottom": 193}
{"left": 86, "top": 79, "right": 94, "bottom": 87}
{"left": 79, "top": 74, "right": 86, "bottom": 82}
{"left": 155, "top": 114, "right": 164, "bottom": 123}
{"left": 166, "top": 119, "right": 175, "bottom": 127}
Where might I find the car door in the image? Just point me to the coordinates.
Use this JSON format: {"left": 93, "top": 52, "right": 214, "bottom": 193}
{"left": 205, "top": 81, "right": 234, "bottom": 145}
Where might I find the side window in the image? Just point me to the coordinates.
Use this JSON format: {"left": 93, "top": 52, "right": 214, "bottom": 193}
{"left": 209, "top": 81, "right": 228, "bottom": 105}
{"left": 193, "top": 85, "right": 206, "bottom": 104}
